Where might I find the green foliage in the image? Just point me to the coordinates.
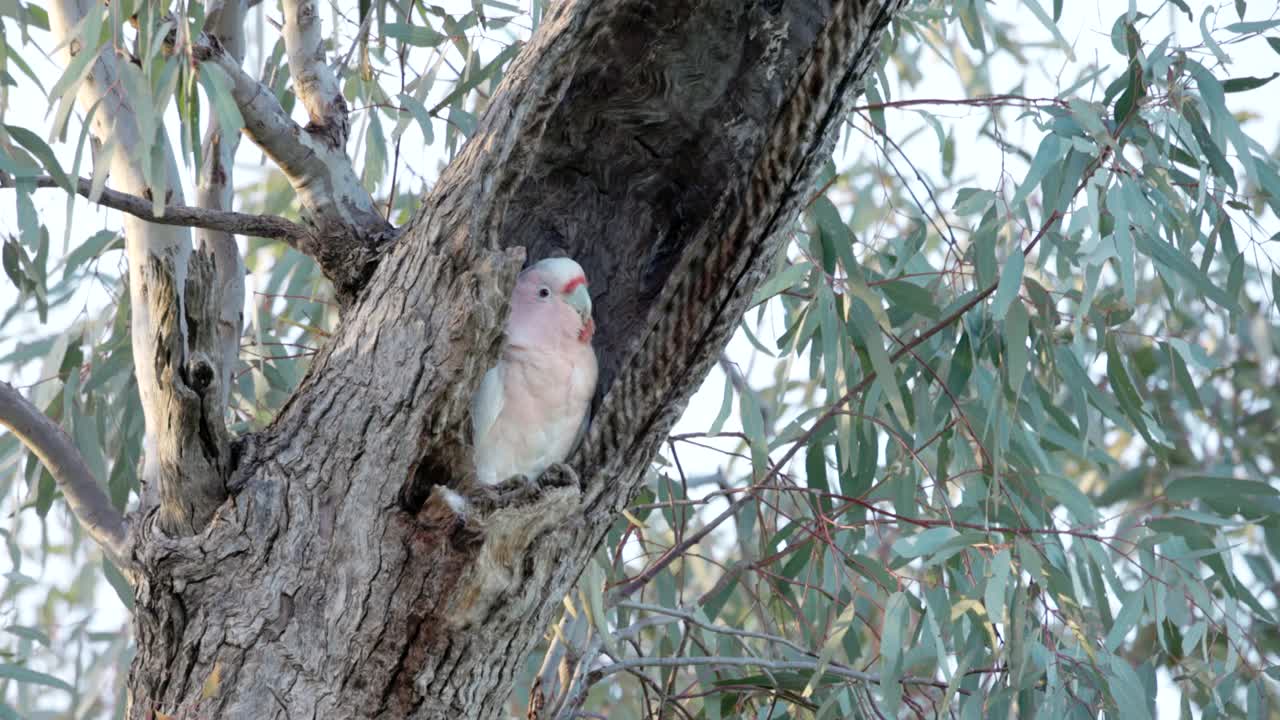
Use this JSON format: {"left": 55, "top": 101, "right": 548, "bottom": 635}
{"left": 0, "top": 0, "right": 1277, "bottom": 717}
{"left": 534, "top": 2, "right": 1280, "bottom": 719}
{"left": 0, "top": 0, "right": 532, "bottom": 712}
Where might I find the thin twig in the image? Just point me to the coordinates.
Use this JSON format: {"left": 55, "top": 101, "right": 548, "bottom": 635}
{"left": 589, "top": 654, "right": 954, "bottom": 692}
{"left": 334, "top": 3, "right": 376, "bottom": 78}
{"left": 3, "top": 176, "right": 311, "bottom": 243}
{"left": 615, "top": 601, "right": 817, "bottom": 659}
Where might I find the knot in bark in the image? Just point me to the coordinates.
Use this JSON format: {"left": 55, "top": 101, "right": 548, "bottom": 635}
{"left": 187, "top": 352, "right": 215, "bottom": 393}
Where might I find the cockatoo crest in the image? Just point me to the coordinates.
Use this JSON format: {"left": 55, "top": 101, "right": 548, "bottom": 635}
{"left": 471, "top": 257, "right": 599, "bottom": 486}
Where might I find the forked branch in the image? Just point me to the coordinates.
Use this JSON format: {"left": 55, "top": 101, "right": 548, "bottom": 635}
{"left": 49, "top": 0, "right": 233, "bottom": 538}
{"left": 192, "top": 33, "right": 391, "bottom": 302}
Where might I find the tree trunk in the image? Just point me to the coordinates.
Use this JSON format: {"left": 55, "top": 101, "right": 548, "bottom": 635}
{"left": 69, "top": 0, "right": 905, "bottom": 716}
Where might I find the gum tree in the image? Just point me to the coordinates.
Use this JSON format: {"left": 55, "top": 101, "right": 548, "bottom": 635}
{"left": 0, "top": 0, "right": 908, "bottom": 716}
{"left": 1, "top": 1, "right": 1279, "bottom": 718}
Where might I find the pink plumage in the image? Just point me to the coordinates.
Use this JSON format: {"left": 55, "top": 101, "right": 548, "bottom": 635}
{"left": 472, "top": 258, "right": 599, "bottom": 486}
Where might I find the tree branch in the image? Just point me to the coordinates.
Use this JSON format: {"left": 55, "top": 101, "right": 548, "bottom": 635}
{"left": 192, "top": 33, "right": 391, "bottom": 302}
{"left": 588, "top": 655, "right": 951, "bottom": 691}
{"left": 113, "top": 0, "right": 915, "bottom": 712}
{"left": 195, "top": 0, "right": 249, "bottom": 412}
{"left": 50, "top": 0, "right": 231, "bottom": 537}
{"left": 192, "top": 40, "right": 337, "bottom": 201}
{"left": 2, "top": 175, "right": 311, "bottom": 243}
{"left": 0, "top": 383, "right": 130, "bottom": 566}
{"left": 281, "top": 0, "right": 350, "bottom": 147}
{"left": 614, "top": 601, "right": 816, "bottom": 659}
{"left": 572, "top": 0, "right": 908, "bottom": 516}
{"left": 334, "top": 6, "right": 375, "bottom": 80}
{"left": 554, "top": 607, "right": 961, "bottom": 720}
{"left": 531, "top": 610, "right": 591, "bottom": 720}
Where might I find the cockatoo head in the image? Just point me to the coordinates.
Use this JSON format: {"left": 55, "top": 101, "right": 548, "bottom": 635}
{"left": 507, "top": 257, "right": 595, "bottom": 349}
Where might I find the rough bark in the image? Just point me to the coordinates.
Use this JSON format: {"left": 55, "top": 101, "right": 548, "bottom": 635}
{"left": 26, "top": 0, "right": 907, "bottom": 716}
{"left": 120, "top": 1, "right": 904, "bottom": 717}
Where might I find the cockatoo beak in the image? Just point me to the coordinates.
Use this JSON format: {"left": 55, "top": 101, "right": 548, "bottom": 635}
{"left": 566, "top": 284, "right": 592, "bottom": 322}
{"left": 567, "top": 284, "right": 594, "bottom": 342}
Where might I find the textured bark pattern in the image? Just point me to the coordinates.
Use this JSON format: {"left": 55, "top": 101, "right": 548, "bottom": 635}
{"left": 50, "top": 0, "right": 234, "bottom": 540}
{"left": 196, "top": 0, "right": 249, "bottom": 415}
{"left": 143, "top": 252, "right": 232, "bottom": 535}
{"left": 125, "top": 0, "right": 904, "bottom": 716}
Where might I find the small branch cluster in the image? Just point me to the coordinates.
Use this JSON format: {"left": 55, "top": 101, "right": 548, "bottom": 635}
{"left": 533, "top": 590, "right": 964, "bottom": 720}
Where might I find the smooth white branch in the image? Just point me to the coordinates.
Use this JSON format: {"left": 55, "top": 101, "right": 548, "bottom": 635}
{"left": 50, "top": 0, "right": 231, "bottom": 536}
{"left": 281, "top": 0, "right": 350, "bottom": 147}
{"left": 196, "top": 0, "right": 249, "bottom": 411}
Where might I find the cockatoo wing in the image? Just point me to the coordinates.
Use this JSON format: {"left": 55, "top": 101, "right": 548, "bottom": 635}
{"left": 569, "top": 406, "right": 591, "bottom": 456}
{"left": 471, "top": 364, "right": 505, "bottom": 443}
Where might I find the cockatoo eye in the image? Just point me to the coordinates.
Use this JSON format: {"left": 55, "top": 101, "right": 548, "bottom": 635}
{"left": 538, "top": 287, "right": 551, "bottom": 298}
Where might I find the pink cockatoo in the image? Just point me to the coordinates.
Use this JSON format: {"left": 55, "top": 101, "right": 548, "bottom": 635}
{"left": 471, "top": 257, "right": 599, "bottom": 487}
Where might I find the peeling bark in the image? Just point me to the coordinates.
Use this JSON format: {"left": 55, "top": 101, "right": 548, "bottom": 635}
{"left": 195, "top": 0, "right": 249, "bottom": 413}
{"left": 194, "top": 34, "right": 391, "bottom": 303}
{"left": 49, "top": 0, "right": 231, "bottom": 535}
{"left": 143, "top": 252, "right": 232, "bottom": 535}
{"left": 113, "top": 0, "right": 905, "bottom": 717}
